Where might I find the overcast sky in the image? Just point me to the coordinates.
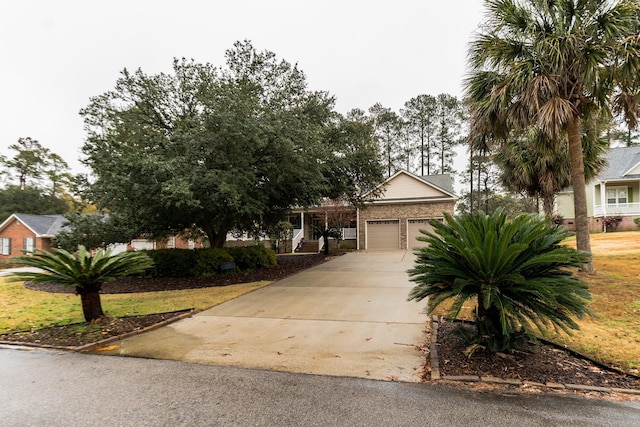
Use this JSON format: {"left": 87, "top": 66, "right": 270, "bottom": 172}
{"left": 1, "top": 0, "right": 485, "bottom": 173}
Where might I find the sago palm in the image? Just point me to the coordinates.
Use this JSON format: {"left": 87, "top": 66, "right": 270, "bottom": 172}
{"left": 10, "top": 246, "right": 154, "bottom": 322}
{"left": 408, "top": 210, "right": 592, "bottom": 353}
{"left": 466, "top": 0, "right": 640, "bottom": 273}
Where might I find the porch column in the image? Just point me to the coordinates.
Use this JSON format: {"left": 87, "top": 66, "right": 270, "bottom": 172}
{"left": 601, "top": 182, "right": 607, "bottom": 218}
{"left": 356, "top": 208, "right": 360, "bottom": 250}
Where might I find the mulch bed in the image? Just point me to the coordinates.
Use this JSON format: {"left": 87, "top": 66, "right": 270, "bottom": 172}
{"left": 433, "top": 320, "right": 640, "bottom": 391}
{"left": 23, "top": 253, "right": 328, "bottom": 294}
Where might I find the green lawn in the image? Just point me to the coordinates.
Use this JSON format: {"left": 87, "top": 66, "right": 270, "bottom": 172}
{"left": 0, "top": 279, "right": 271, "bottom": 333}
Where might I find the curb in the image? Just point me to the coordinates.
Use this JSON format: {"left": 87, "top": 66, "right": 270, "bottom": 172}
{"left": 0, "top": 309, "right": 197, "bottom": 353}
{"left": 428, "top": 316, "right": 640, "bottom": 397}
{"left": 76, "top": 309, "right": 198, "bottom": 352}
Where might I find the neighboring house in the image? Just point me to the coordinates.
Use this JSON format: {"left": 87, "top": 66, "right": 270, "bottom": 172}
{"left": 556, "top": 146, "right": 640, "bottom": 232}
{"left": 0, "top": 213, "right": 66, "bottom": 263}
{"left": 0, "top": 213, "right": 204, "bottom": 264}
{"left": 289, "top": 170, "right": 457, "bottom": 251}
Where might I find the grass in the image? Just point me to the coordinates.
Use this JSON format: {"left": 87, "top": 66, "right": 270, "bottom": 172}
{"left": 0, "top": 279, "right": 271, "bottom": 334}
{"left": 429, "top": 230, "right": 640, "bottom": 374}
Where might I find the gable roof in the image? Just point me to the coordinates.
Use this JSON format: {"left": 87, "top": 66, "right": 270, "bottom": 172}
{"left": 368, "top": 170, "right": 457, "bottom": 203}
{"left": 599, "top": 146, "right": 640, "bottom": 180}
{"left": 0, "top": 213, "right": 67, "bottom": 237}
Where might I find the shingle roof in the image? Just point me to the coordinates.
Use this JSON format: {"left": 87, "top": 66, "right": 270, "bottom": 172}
{"left": 599, "top": 146, "right": 640, "bottom": 180}
{"left": 418, "top": 174, "right": 455, "bottom": 195}
{"left": 13, "top": 213, "right": 67, "bottom": 236}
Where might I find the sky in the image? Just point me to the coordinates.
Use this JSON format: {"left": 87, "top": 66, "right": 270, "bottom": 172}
{"left": 0, "top": 0, "right": 486, "bottom": 174}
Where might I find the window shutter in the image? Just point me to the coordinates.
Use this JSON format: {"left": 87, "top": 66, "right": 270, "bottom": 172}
{"left": 7, "top": 238, "right": 11, "bottom": 255}
{"left": 629, "top": 188, "right": 633, "bottom": 203}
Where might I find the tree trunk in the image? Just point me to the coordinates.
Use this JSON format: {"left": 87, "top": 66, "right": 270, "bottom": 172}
{"left": 476, "top": 292, "right": 501, "bottom": 337}
{"left": 542, "top": 193, "right": 555, "bottom": 218}
{"left": 77, "top": 285, "right": 105, "bottom": 322}
{"left": 322, "top": 229, "right": 330, "bottom": 256}
{"left": 203, "top": 223, "right": 230, "bottom": 249}
{"left": 567, "top": 117, "right": 594, "bottom": 273}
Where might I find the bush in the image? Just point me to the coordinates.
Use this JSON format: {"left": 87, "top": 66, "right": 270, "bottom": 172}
{"left": 144, "top": 249, "right": 196, "bottom": 277}
{"left": 338, "top": 242, "right": 356, "bottom": 250}
{"left": 634, "top": 217, "right": 640, "bottom": 228}
{"left": 550, "top": 214, "right": 564, "bottom": 226}
{"left": 602, "top": 216, "right": 623, "bottom": 232}
{"left": 190, "top": 248, "right": 234, "bottom": 276}
{"left": 226, "top": 245, "right": 276, "bottom": 270}
{"left": 408, "top": 210, "right": 592, "bottom": 354}
{"left": 143, "top": 245, "right": 276, "bottom": 277}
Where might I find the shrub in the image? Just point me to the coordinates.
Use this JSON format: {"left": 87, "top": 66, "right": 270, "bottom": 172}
{"left": 634, "top": 217, "right": 640, "bottom": 229}
{"left": 338, "top": 242, "right": 356, "bottom": 250}
{"left": 226, "top": 245, "right": 276, "bottom": 270}
{"left": 602, "top": 216, "right": 623, "bottom": 232}
{"left": 190, "top": 248, "right": 234, "bottom": 276}
{"left": 144, "top": 249, "right": 196, "bottom": 277}
{"left": 550, "top": 214, "right": 564, "bottom": 226}
{"left": 408, "top": 210, "right": 592, "bottom": 354}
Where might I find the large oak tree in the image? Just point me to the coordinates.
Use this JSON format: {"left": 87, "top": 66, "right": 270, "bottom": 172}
{"left": 81, "top": 41, "right": 385, "bottom": 247}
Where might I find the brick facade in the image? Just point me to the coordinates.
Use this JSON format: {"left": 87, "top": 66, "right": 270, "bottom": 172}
{"left": 358, "top": 201, "right": 455, "bottom": 250}
{"left": 0, "top": 218, "right": 52, "bottom": 264}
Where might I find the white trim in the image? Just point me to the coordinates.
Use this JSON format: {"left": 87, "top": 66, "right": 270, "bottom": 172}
{"left": 368, "top": 197, "right": 454, "bottom": 205}
{"left": 622, "top": 161, "right": 640, "bottom": 177}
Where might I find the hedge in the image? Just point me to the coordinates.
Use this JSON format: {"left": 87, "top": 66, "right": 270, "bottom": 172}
{"left": 143, "top": 245, "right": 276, "bottom": 278}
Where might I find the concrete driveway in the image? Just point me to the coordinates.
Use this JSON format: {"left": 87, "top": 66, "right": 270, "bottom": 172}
{"left": 93, "top": 251, "right": 428, "bottom": 382}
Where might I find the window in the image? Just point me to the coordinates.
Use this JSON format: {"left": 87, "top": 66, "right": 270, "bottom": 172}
{"left": 167, "top": 236, "right": 176, "bottom": 249}
{"left": 0, "top": 238, "right": 11, "bottom": 255}
{"left": 23, "top": 237, "right": 36, "bottom": 253}
{"left": 606, "top": 187, "right": 628, "bottom": 205}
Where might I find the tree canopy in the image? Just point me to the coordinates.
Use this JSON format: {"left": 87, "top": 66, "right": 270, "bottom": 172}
{"left": 81, "top": 41, "right": 385, "bottom": 247}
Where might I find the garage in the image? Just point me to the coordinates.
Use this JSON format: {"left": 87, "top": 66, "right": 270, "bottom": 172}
{"left": 407, "top": 218, "right": 436, "bottom": 249}
{"left": 366, "top": 220, "right": 400, "bottom": 250}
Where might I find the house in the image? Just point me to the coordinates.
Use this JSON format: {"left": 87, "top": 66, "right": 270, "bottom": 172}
{"left": 0, "top": 213, "right": 66, "bottom": 263}
{"left": 289, "top": 170, "right": 457, "bottom": 251}
{"left": 0, "top": 171, "right": 456, "bottom": 262}
{"left": 556, "top": 146, "right": 640, "bottom": 232}
{"left": 0, "top": 213, "right": 204, "bottom": 264}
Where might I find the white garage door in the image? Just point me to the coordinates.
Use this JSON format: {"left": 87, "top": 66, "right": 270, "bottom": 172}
{"left": 367, "top": 220, "right": 400, "bottom": 250}
{"left": 407, "top": 219, "right": 436, "bottom": 249}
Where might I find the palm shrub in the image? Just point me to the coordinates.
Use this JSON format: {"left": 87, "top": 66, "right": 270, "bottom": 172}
{"left": 10, "top": 246, "right": 154, "bottom": 322}
{"left": 408, "top": 210, "right": 592, "bottom": 353}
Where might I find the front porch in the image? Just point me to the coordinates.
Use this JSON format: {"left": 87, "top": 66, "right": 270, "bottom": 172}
{"left": 593, "top": 181, "right": 640, "bottom": 218}
{"left": 287, "top": 208, "right": 358, "bottom": 254}
{"left": 594, "top": 202, "right": 640, "bottom": 217}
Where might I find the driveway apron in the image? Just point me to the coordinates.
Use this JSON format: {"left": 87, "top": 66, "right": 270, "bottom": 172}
{"left": 93, "top": 251, "right": 428, "bottom": 382}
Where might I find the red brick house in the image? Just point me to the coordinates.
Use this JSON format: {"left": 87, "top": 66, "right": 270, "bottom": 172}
{"left": 0, "top": 213, "right": 66, "bottom": 263}
{"left": 0, "top": 213, "right": 205, "bottom": 264}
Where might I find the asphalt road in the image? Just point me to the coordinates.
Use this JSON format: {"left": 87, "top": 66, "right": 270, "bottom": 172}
{"left": 1, "top": 347, "right": 638, "bottom": 427}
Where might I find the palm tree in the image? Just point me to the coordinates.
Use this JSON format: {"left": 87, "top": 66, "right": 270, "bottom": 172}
{"left": 408, "top": 210, "right": 592, "bottom": 353}
{"left": 10, "top": 246, "right": 154, "bottom": 322}
{"left": 466, "top": 0, "right": 640, "bottom": 273}
{"left": 495, "top": 123, "right": 609, "bottom": 217}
